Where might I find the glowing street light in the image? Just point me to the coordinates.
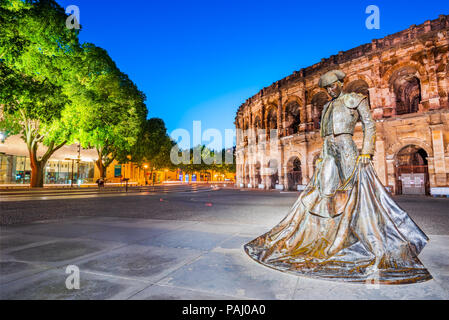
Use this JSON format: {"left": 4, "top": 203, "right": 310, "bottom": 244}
{"left": 143, "top": 164, "right": 149, "bottom": 185}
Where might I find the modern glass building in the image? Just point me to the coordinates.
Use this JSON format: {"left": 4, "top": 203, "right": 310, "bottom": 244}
{"left": 0, "top": 135, "right": 97, "bottom": 185}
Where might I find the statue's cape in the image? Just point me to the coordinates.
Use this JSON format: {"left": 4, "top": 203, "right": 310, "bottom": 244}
{"left": 244, "top": 161, "right": 431, "bottom": 284}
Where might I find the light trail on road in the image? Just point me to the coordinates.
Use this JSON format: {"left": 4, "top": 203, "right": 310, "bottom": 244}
{"left": 0, "top": 184, "right": 220, "bottom": 202}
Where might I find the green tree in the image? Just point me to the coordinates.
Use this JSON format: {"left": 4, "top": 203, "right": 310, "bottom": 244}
{"left": 215, "top": 147, "right": 236, "bottom": 174}
{"left": 0, "top": 0, "right": 80, "bottom": 187}
{"left": 64, "top": 44, "right": 148, "bottom": 178}
{"left": 130, "top": 118, "right": 176, "bottom": 184}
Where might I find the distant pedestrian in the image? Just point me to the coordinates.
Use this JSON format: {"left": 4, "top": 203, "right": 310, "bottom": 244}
{"left": 96, "top": 178, "right": 105, "bottom": 188}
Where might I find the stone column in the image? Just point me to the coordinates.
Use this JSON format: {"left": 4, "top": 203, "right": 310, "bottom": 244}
{"left": 374, "top": 138, "right": 388, "bottom": 186}
{"left": 235, "top": 152, "right": 243, "bottom": 186}
{"left": 249, "top": 157, "right": 254, "bottom": 188}
{"left": 301, "top": 159, "right": 308, "bottom": 185}
{"left": 430, "top": 124, "right": 447, "bottom": 186}
{"left": 283, "top": 165, "right": 289, "bottom": 190}
{"left": 278, "top": 144, "right": 285, "bottom": 188}
{"left": 386, "top": 158, "right": 396, "bottom": 192}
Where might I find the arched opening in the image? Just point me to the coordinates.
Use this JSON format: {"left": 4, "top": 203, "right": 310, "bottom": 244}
{"left": 245, "top": 163, "right": 250, "bottom": 186}
{"left": 284, "top": 102, "right": 301, "bottom": 136}
{"left": 344, "top": 79, "right": 370, "bottom": 103}
{"left": 287, "top": 157, "right": 302, "bottom": 191}
{"left": 254, "top": 116, "right": 262, "bottom": 144}
{"left": 243, "top": 121, "right": 249, "bottom": 145}
{"left": 311, "top": 92, "right": 329, "bottom": 130}
{"left": 394, "top": 145, "right": 429, "bottom": 195}
{"left": 390, "top": 67, "right": 422, "bottom": 115}
{"left": 237, "top": 118, "right": 243, "bottom": 143}
{"left": 255, "top": 161, "right": 262, "bottom": 185}
{"left": 267, "top": 108, "right": 278, "bottom": 139}
{"left": 267, "top": 159, "right": 278, "bottom": 189}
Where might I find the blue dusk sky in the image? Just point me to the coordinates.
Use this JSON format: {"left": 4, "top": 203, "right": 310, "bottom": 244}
{"left": 57, "top": 0, "right": 448, "bottom": 147}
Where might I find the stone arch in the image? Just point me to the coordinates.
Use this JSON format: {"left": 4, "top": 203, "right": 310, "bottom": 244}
{"left": 310, "top": 92, "right": 329, "bottom": 130}
{"left": 252, "top": 110, "right": 263, "bottom": 128}
{"left": 242, "top": 118, "right": 249, "bottom": 144}
{"left": 236, "top": 117, "right": 244, "bottom": 143}
{"left": 254, "top": 161, "right": 262, "bottom": 185}
{"left": 283, "top": 95, "right": 303, "bottom": 113}
{"left": 394, "top": 144, "right": 430, "bottom": 195}
{"left": 387, "top": 66, "right": 423, "bottom": 115}
{"left": 286, "top": 156, "right": 302, "bottom": 190}
{"left": 236, "top": 116, "right": 243, "bottom": 129}
{"left": 267, "top": 159, "right": 279, "bottom": 189}
{"left": 284, "top": 101, "right": 301, "bottom": 135}
{"left": 344, "top": 73, "right": 375, "bottom": 89}
{"left": 307, "top": 87, "right": 328, "bottom": 105}
{"left": 266, "top": 104, "right": 278, "bottom": 131}
{"left": 387, "top": 138, "right": 433, "bottom": 160}
{"left": 253, "top": 115, "right": 262, "bottom": 144}
{"left": 244, "top": 162, "right": 250, "bottom": 186}
{"left": 382, "top": 61, "right": 428, "bottom": 87}
{"left": 243, "top": 119, "right": 249, "bottom": 130}
{"left": 344, "top": 79, "right": 370, "bottom": 97}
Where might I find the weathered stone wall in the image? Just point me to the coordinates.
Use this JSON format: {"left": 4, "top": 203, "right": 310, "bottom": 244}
{"left": 235, "top": 15, "right": 449, "bottom": 194}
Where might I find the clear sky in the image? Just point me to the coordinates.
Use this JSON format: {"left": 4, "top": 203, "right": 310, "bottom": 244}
{"left": 57, "top": 0, "right": 448, "bottom": 147}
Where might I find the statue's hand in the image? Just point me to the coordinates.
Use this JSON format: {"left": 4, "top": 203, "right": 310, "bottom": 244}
{"left": 358, "top": 154, "right": 372, "bottom": 164}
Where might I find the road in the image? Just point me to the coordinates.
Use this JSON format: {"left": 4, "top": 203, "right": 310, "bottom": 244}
{"left": 1, "top": 187, "right": 448, "bottom": 235}
{"left": 0, "top": 184, "right": 220, "bottom": 202}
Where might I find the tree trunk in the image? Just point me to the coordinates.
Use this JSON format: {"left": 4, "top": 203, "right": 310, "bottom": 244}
{"left": 30, "top": 156, "right": 44, "bottom": 188}
{"left": 95, "top": 159, "right": 106, "bottom": 179}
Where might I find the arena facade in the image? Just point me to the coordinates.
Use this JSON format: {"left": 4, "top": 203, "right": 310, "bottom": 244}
{"left": 235, "top": 15, "right": 449, "bottom": 195}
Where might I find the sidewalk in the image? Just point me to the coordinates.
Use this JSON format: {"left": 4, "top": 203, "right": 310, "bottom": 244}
{"left": 1, "top": 216, "right": 448, "bottom": 300}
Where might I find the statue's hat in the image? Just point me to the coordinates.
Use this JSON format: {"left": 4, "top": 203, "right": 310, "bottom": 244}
{"left": 318, "top": 70, "right": 346, "bottom": 88}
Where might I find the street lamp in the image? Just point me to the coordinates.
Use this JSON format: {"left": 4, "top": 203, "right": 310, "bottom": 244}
{"left": 152, "top": 167, "right": 156, "bottom": 186}
{"left": 143, "top": 164, "right": 149, "bottom": 185}
{"left": 76, "top": 143, "right": 81, "bottom": 187}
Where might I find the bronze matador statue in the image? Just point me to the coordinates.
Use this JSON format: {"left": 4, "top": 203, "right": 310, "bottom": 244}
{"left": 244, "top": 70, "right": 432, "bottom": 284}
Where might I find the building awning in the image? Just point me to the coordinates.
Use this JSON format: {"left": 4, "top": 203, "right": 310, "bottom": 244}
{"left": 0, "top": 135, "right": 98, "bottom": 162}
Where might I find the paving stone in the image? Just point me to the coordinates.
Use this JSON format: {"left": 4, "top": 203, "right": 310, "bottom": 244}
{"left": 177, "top": 222, "right": 263, "bottom": 235}
{"left": 140, "top": 230, "right": 232, "bottom": 251}
{"left": 217, "top": 235, "right": 257, "bottom": 250}
{"left": 76, "top": 217, "right": 199, "bottom": 230}
{"left": 82, "top": 225, "right": 169, "bottom": 243}
{"left": 129, "top": 284, "right": 241, "bottom": 300}
{"left": 0, "top": 234, "right": 55, "bottom": 253}
{"left": 418, "top": 235, "right": 449, "bottom": 275}
{"left": 0, "top": 268, "right": 146, "bottom": 300}
{"left": 18, "top": 222, "right": 110, "bottom": 239}
{"left": 77, "top": 244, "right": 203, "bottom": 282}
{"left": 5, "top": 239, "right": 120, "bottom": 266}
{"left": 157, "top": 249, "right": 298, "bottom": 300}
{"left": 293, "top": 276, "right": 448, "bottom": 300}
{"left": 0, "top": 260, "right": 49, "bottom": 285}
